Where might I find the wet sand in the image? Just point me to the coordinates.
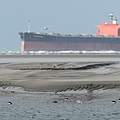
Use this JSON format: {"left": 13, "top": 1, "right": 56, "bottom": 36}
{"left": 0, "top": 54, "right": 120, "bottom": 92}
{"left": 1, "top": 54, "right": 120, "bottom": 119}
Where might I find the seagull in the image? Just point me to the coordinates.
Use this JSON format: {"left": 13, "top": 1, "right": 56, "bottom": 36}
{"left": 112, "top": 100, "right": 117, "bottom": 104}
{"left": 8, "top": 102, "right": 13, "bottom": 105}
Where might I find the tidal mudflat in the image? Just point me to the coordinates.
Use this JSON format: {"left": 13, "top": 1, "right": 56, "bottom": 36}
{"left": 0, "top": 54, "right": 120, "bottom": 119}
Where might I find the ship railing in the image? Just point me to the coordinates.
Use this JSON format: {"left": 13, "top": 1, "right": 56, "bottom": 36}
{"left": 20, "top": 32, "right": 120, "bottom": 38}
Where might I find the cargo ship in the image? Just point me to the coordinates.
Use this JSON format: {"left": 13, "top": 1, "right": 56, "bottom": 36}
{"left": 19, "top": 14, "right": 120, "bottom": 53}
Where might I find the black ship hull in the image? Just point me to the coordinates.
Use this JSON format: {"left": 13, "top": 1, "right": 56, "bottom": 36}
{"left": 19, "top": 32, "right": 120, "bottom": 52}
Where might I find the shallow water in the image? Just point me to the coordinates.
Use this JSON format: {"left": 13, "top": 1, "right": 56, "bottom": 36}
{"left": 1, "top": 54, "right": 120, "bottom": 63}
{"left": 0, "top": 90, "right": 120, "bottom": 120}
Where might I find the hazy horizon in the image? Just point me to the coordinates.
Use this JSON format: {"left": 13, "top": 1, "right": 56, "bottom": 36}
{"left": 0, "top": 0, "right": 120, "bottom": 51}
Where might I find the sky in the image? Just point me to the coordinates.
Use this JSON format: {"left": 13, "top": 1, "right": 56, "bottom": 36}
{"left": 0, "top": 0, "right": 120, "bottom": 51}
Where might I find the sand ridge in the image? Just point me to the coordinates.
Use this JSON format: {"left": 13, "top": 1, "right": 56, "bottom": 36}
{"left": 0, "top": 60, "right": 120, "bottom": 92}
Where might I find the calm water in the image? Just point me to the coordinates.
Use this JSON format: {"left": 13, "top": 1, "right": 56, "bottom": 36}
{"left": 0, "top": 90, "right": 120, "bottom": 120}
{"left": 0, "top": 54, "right": 120, "bottom": 63}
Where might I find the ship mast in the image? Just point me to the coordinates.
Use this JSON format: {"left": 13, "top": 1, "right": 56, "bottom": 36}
{"left": 109, "top": 14, "right": 118, "bottom": 24}
{"left": 27, "top": 20, "right": 31, "bottom": 33}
